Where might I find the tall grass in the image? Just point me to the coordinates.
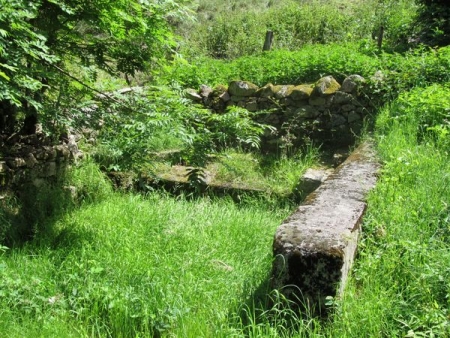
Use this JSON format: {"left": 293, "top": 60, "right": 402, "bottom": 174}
{"left": 329, "top": 83, "right": 450, "bottom": 337}
{"left": 0, "top": 182, "right": 299, "bottom": 337}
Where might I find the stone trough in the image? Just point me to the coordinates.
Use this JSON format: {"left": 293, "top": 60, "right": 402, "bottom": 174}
{"left": 271, "top": 141, "right": 379, "bottom": 313}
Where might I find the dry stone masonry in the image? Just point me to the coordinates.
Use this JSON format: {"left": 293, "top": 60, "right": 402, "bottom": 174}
{"left": 0, "top": 131, "right": 82, "bottom": 199}
{"left": 186, "top": 75, "right": 371, "bottom": 148}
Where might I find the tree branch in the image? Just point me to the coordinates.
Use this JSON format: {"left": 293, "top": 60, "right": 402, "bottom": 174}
{"left": 46, "top": 62, "right": 123, "bottom": 105}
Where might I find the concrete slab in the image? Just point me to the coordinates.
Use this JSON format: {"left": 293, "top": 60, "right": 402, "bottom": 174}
{"left": 271, "top": 141, "right": 379, "bottom": 313}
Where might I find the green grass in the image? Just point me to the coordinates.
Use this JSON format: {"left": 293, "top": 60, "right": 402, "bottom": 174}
{"left": 327, "top": 84, "right": 450, "bottom": 337}
{"left": 213, "top": 147, "right": 320, "bottom": 195}
{"left": 0, "top": 188, "right": 297, "bottom": 337}
{"left": 174, "top": 0, "right": 418, "bottom": 59}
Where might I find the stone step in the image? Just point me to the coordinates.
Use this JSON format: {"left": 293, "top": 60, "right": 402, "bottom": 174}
{"left": 271, "top": 141, "right": 379, "bottom": 314}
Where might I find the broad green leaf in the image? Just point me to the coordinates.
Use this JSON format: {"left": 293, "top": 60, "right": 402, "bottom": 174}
{"left": 0, "top": 71, "right": 10, "bottom": 81}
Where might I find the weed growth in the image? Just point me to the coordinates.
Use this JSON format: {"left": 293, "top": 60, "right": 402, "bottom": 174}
{"left": 330, "top": 83, "right": 450, "bottom": 337}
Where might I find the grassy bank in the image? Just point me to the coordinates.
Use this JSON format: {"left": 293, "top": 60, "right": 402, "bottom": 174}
{"left": 329, "top": 84, "right": 450, "bottom": 337}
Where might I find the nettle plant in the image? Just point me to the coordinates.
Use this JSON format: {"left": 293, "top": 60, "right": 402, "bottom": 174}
{"left": 376, "top": 82, "right": 450, "bottom": 151}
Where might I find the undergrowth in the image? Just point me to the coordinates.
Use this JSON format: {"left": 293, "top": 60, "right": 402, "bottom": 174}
{"left": 329, "top": 83, "right": 450, "bottom": 337}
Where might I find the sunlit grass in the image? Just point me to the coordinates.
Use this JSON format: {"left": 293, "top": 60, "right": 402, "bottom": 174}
{"left": 0, "top": 190, "right": 294, "bottom": 337}
{"left": 329, "top": 87, "right": 450, "bottom": 337}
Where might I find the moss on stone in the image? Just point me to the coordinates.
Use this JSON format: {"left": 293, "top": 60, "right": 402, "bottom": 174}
{"left": 312, "top": 76, "right": 341, "bottom": 96}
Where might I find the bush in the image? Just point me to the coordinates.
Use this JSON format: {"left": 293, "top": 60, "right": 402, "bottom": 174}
{"left": 176, "top": 0, "right": 419, "bottom": 59}
{"left": 376, "top": 83, "right": 450, "bottom": 150}
{"left": 415, "top": 0, "right": 450, "bottom": 46}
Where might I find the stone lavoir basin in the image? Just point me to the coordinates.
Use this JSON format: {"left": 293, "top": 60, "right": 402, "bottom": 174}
{"left": 271, "top": 141, "right": 380, "bottom": 314}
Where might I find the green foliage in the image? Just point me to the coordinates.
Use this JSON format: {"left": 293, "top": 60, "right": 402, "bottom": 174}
{"left": 92, "top": 86, "right": 189, "bottom": 171}
{"left": 176, "top": 0, "right": 419, "bottom": 59}
{"left": 165, "top": 42, "right": 382, "bottom": 88}
{"left": 0, "top": 0, "right": 56, "bottom": 133}
{"left": 376, "top": 83, "right": 450, "bottom": 149}
{"left": 415, "top": 0, "right": 450, "bottom": 46}
{"left": 94, "top": 87, "right": 270, "bottom": 175}
{"left": 0, "top": 0, "right": 180, "bottom": 135}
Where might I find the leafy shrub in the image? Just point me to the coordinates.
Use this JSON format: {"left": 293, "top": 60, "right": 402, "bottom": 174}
{"left": 176, "top": 0, "right": 419, "bottom": 59}
{"left": 415, "top": 0, "right": 450, "bottom": 46}
{"left": 376, "top": 83, "right": 450, "bottom": 150}
{"left": 165, "top": 42, "right": 382, "bottom": 88}
{"left": 94, "top": 86, "right": 270, "bottom": 173}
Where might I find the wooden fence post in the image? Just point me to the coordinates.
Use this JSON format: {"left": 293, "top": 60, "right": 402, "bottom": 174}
{"left": 377, "top": 26, "right": 384, "bottom": 51}
{"left": 263, "top": 30, "right": 274, "bottom": 51}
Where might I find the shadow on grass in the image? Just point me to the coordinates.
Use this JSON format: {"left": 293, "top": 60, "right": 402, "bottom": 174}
{"left": 0, "top": 177, "right": 75, "bottom": 247}
{"left": 0, "top": 161, "right": 111, "bottom": 248}
{"left": 232, "top": 271, "right": 329, "bottom": 337}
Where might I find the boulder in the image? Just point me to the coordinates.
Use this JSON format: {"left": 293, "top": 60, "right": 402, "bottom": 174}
{"left": 273, "top": 85, "right": 295, "bottom": 99}
{"left": 200, "top": 84, "right": 213, "bottom": 98}
{"left": 184, "top": 88, "right": 202, "bottom": 102}
{"left": 256, "top": 83, "right": 276, "bottom": 98}
{"left": 295, "top": 106, "right": 320, "bottom": 119}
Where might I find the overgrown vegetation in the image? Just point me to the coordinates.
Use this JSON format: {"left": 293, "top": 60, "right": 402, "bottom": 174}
{"left": 174, "top": 0, "right": 419, "bottom": 58}
{"left": 330, "top": 83, "right": 450, "bottom": 337}
{"left": 2, "top": 0, "right": 450, "bottom": 336}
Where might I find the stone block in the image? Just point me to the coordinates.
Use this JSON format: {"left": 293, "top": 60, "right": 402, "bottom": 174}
{"left": 184, "top": 88, "right": 202, "bottom": 102}
{"left": 309, "top": 96, "right": 326, "bottom": 106}
{"left": 256, "top": 83, "right": 275, "bottom": 98}
{"left": 312, "top": 76, "right": 341, "bottom": 97}
{"left": 331, "top": 114, "right": 347, "bottom": 127}
{"left": 25, "top": 153, "right": 38, "bottom": 168}
{"left": 289, "top": 84, "right": 313, "bottom": 100}
{"left": 348, "top": 112, "right": 361, "bottom": 123}
{"left": 228, "top": 81, "right": 259, "bottom": 97}
{"left": 7, "top": 157, "right": 26, "bottom": 168}
{"left": 341, "top": 75, "right": 365, "bottom": 94}
{"left": 332, "top": 91, "right": 353, "bottom": 104}
{"left": 245, "top": 99, "right": 258, "bottom": 112}
{"left": 39, "top": 161, "right": 57, "bottom": 178}
{"left": 274, "top": 85, "right": 295, "bottom": 99}
{"left": 230, "top": 95, "right": 245, "bottom": 103}
{"left": 200, "top": 84, "right": 213, "bottom": 98}
{"left": 0, "top": 161, "right": 8, "bottom": 173}
{"left": 297, "top": 167, "right": 334, "bottom": 195}
{"left": 295, "top": 106, "right": 320, "bottom": 119}
{"left": 272, "top": 141, "right": 379, "bottom": 313}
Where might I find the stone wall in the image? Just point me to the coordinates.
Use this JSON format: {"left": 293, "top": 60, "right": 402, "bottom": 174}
{"left": 186, "top": 75, "right": 372, "bottom": 148}
{"left": 0, "top": 132, "right": 82, "bottom": 198}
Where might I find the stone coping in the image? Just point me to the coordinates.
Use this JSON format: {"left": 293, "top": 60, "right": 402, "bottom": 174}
{"left": 271, "top": 141, "right": 380, "bottom": 313}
